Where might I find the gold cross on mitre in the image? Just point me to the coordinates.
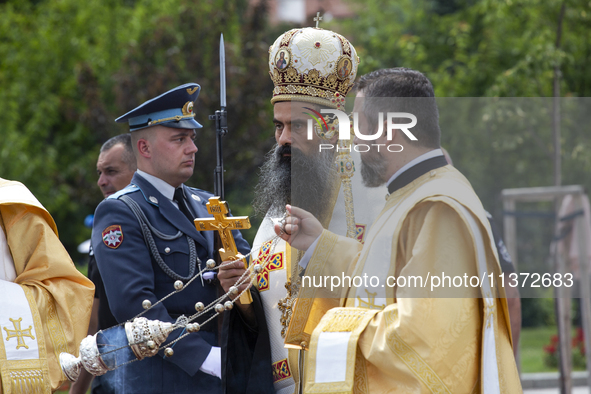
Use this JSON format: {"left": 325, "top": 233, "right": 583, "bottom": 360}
{"left": 313, "top": 12, "right": 323, "bottom": 28}
{"left": 194, "top": 197, "right": 253, "bottom": 304}
{"left": 4, "top": 317, "right": 35, "bottom": 350}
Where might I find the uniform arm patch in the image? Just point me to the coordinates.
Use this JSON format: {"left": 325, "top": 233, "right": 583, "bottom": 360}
{"left": 102, "top": 225, "right": 123, "bottom": 249}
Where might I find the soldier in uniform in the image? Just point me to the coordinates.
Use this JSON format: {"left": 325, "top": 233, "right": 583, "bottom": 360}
{"left": 91, "top": 83, "right": 250, "bottom": 394}
{"left": 70, "top": 134, "right": 137, "bottom": 394}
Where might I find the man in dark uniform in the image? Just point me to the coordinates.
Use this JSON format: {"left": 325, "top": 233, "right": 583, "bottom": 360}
{"left": 70, "top": 134, "right": 136, "bottom": 394}
{"left": 91, "top": 83, "right": 250, "bottom": 394}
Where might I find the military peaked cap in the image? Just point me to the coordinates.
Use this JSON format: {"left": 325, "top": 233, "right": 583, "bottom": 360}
{"left": 116, "top": 83, "right": 203, "bottom": 132}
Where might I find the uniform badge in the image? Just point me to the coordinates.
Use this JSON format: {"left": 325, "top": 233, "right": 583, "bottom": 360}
{"left": 102, "top": 225, "right": 123, "bottom": 249}
{"left": 182, "top": 101, "right": 194, "bottom": 116}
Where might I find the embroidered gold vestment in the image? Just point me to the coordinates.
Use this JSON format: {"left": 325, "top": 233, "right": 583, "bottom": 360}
{"left": 289, "top": 166, "right": 521, "bottom": 393}
{"left": 0, "top": 178, "right": 94, "bottom": 393}
{"left": 251, "top": 151, "right": 388, "bottom": 394}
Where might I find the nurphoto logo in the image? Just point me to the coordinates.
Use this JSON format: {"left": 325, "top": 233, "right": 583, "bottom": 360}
{"left": 304, "top": 108, "right": 418, "bottom": 152}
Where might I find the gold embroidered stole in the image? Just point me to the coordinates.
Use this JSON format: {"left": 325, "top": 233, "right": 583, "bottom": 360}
{"left": 0, "top": 282, "right": 52, "bottom": 394}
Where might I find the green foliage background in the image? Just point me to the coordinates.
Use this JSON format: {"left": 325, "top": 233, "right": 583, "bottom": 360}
{"left": 1, "top": 0, "right": 590, "bottom": 291}
{"left": 0, "top": 0, "right": 279, "bottom": 252}
{"left": 333, "top": 0, "right": 591, "bottom": 291}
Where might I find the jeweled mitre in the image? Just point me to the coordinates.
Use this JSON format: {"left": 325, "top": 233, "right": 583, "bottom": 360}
{"left": 268, "top": 27, "right": 360, "bottom": 109}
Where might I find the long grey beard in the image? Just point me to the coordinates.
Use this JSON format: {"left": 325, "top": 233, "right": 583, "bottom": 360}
{"left": 253, "top": 144, "right": 336, "bottom": 219}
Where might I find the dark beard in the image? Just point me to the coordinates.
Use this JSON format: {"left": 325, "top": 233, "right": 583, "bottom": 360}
{"left": 253, "top": 144, "right": 291, "bottom": 218}
{"left": 360, "top": 151, "right": 388, "bottom": 187}
{"left": 291, "top": 146, "right": 336, "bottom": 219}
{"left": 253, "top": 144, "right": 336, "bottom": 219}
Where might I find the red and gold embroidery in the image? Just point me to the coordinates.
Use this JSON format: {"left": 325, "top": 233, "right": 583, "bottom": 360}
{"left": 355, "top": 223, "right": 367, "bottom": 244}
{"left": 255, "top": 241, "right": 284, "bottom": 292}
{"left": 272, "top": 358, "right": 292, "bottom": 383}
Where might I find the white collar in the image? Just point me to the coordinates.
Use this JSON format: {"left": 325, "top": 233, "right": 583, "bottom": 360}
{"left": 385, "top": 149, "right": 443, "bottom": 188}
{"left": 136, "top": 170, "right": 180, "bottom": 204}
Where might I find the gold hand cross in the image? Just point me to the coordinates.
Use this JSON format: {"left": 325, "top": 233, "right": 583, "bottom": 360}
{"left": 194, "top": 197, "right": 253, "bottom": 303}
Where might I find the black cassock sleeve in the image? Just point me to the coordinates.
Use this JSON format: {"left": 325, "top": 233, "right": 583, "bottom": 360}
{"left": 221, "top": 287, "right": 275, "bottom": 394}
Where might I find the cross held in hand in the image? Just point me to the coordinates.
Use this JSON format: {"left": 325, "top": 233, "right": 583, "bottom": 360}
{"left": 194, "top": 197, "right": 253, "bottom": 303}
{"left": 194, "top": 197, "right": 251, "bottom": 262}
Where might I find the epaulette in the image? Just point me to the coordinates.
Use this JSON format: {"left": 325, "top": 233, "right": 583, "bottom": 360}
{"left": 107, "top": 184, "right": 140, "bottom": 200}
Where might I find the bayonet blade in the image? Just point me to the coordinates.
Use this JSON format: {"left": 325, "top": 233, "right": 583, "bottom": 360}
{"left": 220, "top": 34, "right": 226, "bottom": 108}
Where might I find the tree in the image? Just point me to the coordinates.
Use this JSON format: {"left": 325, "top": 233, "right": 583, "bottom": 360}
{"left": 334, "top": 0, "right": 591, "bottom": 212}
{"left": 0, "top": 0, "right": 277, "bottom": 253}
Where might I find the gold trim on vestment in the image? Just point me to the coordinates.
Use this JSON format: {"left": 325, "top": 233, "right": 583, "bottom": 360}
{"left": 384, "top": 309, "right": 452, "bottom": 394}
{"left": 22, "top": 287, "right": 52, "bottom": 392}
{"left": 2, "top": 360, "right": 47, "bottom": 394}
{"left": 41, "top": 289, "right": 68, "bottom": 376}
{"left": 288, "top": 348, "right": 301, "bottom": 392}
{"left": 0, "top": 286, "right": 51, "bottom": 393}
{"left": 283, "top": 173, "right": 342, "bottom": 346}
{"left": 470, "top": 378, "right": 480, "bottom": 394}
{"left": 284, "top": 231, "right": 340, "bottom": 348}
{"left": 352, "top": 349, "right": 368, "bottom": 394}
{"left": 305, "top": 308, "right": 378, "bottom": 394}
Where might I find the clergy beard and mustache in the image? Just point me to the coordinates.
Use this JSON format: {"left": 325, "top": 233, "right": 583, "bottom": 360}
{"left": 360, "top": 149, "right": 389, "bottom": 187}
{"left": 253, "top": 144, "right": 291, "bottom": 218}
{"left": 253, "top": 144, "right": 336, "bottom": 218}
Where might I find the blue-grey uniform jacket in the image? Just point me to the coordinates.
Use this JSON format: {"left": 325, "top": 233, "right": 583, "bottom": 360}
{"left": 91, "top": 172, "right": 250, "bottom": 394}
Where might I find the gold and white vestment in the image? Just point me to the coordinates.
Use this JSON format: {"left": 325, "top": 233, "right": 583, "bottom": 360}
{"left": 0, "top": 178, "right": 94, "bottom": 393}
{"left": 295, "top": 166, "right": 521, "bottom": 393}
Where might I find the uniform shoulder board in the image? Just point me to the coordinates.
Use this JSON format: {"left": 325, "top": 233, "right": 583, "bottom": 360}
{"left": 107, "top": 184, "right": 140, "bottom": 200}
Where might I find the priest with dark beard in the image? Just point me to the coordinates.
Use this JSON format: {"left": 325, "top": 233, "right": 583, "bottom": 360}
{"left": 219, "top": 27, "right": 386, "bottom": 394}
{"left": 253, "top": 144, "right": 336, "bottom": 221}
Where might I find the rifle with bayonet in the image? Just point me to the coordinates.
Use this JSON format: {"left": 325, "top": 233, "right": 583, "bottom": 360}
{"left": 205, "top": 34, "right": 252, "bottom": 304}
